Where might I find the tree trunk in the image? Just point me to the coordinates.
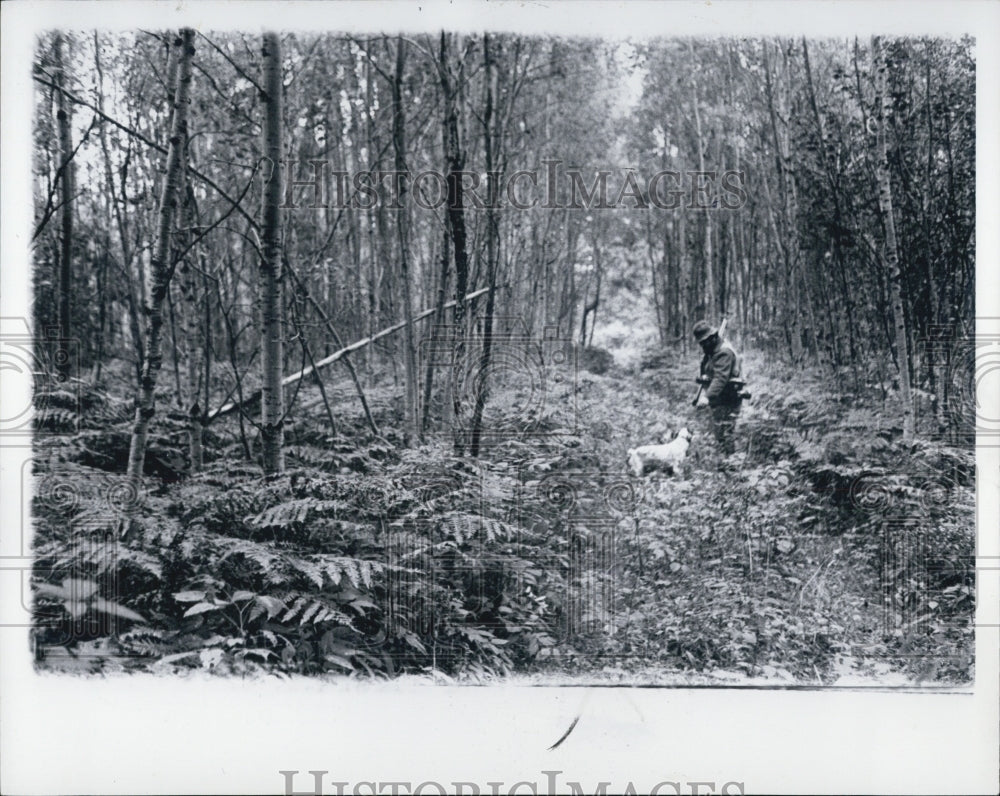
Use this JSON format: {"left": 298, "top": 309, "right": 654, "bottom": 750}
{"left": 168, "top": 26, "right": 204, "bottom": 468}
{"left": 470, "top": 33, "right": 501, "bottom": 457}
{"left": 675, "top": 148, "right": 690, "bottom": 351}
{"left": 647, "top": 210, "right": 666, "bottom": 345}
{"left": 587, "top": 267, "right": 602, "bottom": 349}
{"left": 728, "top": 212, "right": 743, "bottom": 332}
{"left": 364, "top": 54, "right": 380, "bottom": 387}
{"left": 53, "top": 34, "right": 74, "bottom": 381}
{"left": 125, "top": 29, "right": 194, "bottom": 489}
{"left": 873, "top": 37, "right": 915, "bottom": 441}
{"left": 179, "top": 180, "right": 204, "bottom": 471}
{"left": 579, "top": 227, "right": 603, "bottom": 347}
{"left": 562, "top": 219, "right": 580, "bottom": 342}
{"left": 259, "top": 32, "right": 285, "bottom": 474}
{"left": 689, "top": 41, "right": 715, "bottom": 317}
{"left": 392, "top": 37, "right": 419, "bottom": 443}
{"left": 423, "top": 225, "right": 451, "bottom": 433}
{"left": 440, "top": 32, "right": 471, "bottom": 454}
{"left": 922, "top": 45, "right": 946, "bottom": 436}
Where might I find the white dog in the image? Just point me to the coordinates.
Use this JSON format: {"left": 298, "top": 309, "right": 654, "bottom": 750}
{"left": 627, "top": 428, "right": 692, "bottom": 477}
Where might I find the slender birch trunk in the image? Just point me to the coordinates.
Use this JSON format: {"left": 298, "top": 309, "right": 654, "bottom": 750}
{"left": 259, "top": 32, "right": 285, "bottom": 474}
{"left": 688, "top": 41, "right": 715, "bottom": 317}
{"left": 439, "top": 33, "right": 471, "bottom": 453}
{"left": 125, "top": 29, "right": 194, "bottom": 489}
{"left": 392, "top": 37, "right": 419, "bottom": 443}
{"left": 920, "top": 45, "right": 946, "bottom": 436}
{"left": 873, "top": 36, "right": 915, "bottom": 441}
{"left": 677, "top": 160, "right": 690, "bottom": 352}
{"left": 179, "top": 177, "right": 204, "bottom": 471}
{"left": 423, "top": 224, "right": 451, "bottom": 433}
{"left": 53, "top": 34, "right": 74, "bottom": 381}
{"left": 470, "top": 33, "right": 501, "bottom": 457}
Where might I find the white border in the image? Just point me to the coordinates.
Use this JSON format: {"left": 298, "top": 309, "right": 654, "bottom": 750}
{"left": 2, "top": 2, "right": 998, "bottom": 794}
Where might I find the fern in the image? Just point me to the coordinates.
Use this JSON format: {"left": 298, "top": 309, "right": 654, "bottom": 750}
{"left": 390, "top": 503, "right": 528, "bottom": 548}
{"left": 286, "top": 553, "right": 382, "bottom": 590}
{"left": 34, "top": 406, "right": 79, "bottom": 433}
{"left": 279, "top": 594, "right": 352, "bottom": 627}
{"left": 216, "top": 537, "right": 282, "bottom": 580}
{"left": 789, "top": 432, "right": 825, "bottom": 463}
{"left": 247, "top": 497, "right": 351, "bottom": 531}
{"left": 249, "top": 498, "right": 315, "bottom": 529}
{"left": 118, "top": 627, "right": 169, "bottom": 657}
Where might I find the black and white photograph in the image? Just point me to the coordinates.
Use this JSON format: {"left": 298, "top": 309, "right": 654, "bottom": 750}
{"left": 2, "top": 1, "right": 998, "bottom": 794}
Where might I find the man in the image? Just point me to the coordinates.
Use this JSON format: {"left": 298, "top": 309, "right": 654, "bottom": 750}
{"left": 693, "top": 319, "right": 743, "bottom": 457}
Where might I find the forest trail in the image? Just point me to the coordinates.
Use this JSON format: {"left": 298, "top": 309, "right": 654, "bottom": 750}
{"left": 522, "top": 357, "right": 881, "bottom": 685}
{"left": 423, "top": 342, "right": 975, "bottom": 686}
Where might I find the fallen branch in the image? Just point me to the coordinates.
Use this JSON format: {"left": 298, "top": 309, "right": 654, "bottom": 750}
{"left": 284, "top": 257, "right": 379, "bottom": 437}
{"left": 209, "top": 286, "right": 490, "bottom": 420}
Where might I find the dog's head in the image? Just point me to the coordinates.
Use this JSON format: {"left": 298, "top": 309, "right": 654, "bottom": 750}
{"left": 676, "top": 427, "right": 692, "bottom": 442}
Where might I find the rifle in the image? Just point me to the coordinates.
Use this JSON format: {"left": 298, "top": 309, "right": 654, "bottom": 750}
{"left": 691, "top": 317, "right": 727, "bottom": 407}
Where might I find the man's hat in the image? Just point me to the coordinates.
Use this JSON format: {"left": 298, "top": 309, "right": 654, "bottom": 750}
{"left": 692, "top": 320, "right": 717, "bottom": 343}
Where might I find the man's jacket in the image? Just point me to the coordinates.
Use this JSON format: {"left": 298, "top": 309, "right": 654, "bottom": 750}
{"left": 700, "top": 340, "right": 742, "bottom": 407}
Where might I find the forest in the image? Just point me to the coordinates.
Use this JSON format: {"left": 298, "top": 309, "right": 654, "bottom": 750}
{"left": 29, "top": 30, "right": 975, "bottom": 683}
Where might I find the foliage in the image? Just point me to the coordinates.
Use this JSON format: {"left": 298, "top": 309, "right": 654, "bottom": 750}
{"left": 31, "top": 346, "right": 975, "bottom": 683}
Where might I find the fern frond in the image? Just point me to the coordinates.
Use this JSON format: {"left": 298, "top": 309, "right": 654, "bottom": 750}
{"left": 217, "top": 538, "right": 282, "bottom": 579}
{"left": 280, "top": 593, "right": 352, "bottom": 627}
{"left": 249, "top": 498, "right": 314, "bottom": 529}
{"left": 117, "top": 547, "right": 165, "bottom": 581}
{"left": 247, "top": 497, "right": 351, "bottom": 531}
{"left": 34, "top": 407, "right": 80, "bottom": 432}
{"left": 286, "top": 556, "right": 324, "bottom": 588}
{"left": 439, "top": 512, "right": 522, "bottom": 544}
{"left": 286, "top": 554, "right": 383, "bottom": 589}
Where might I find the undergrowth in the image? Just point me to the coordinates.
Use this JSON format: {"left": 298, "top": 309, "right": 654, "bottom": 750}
{"left": 30, "top": 349, "right": 975, "bottom": 683}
